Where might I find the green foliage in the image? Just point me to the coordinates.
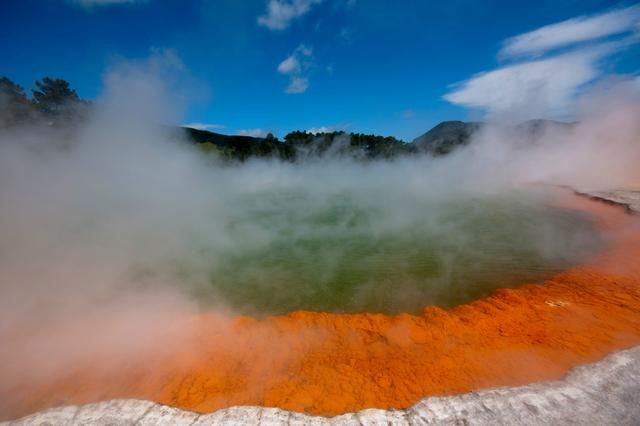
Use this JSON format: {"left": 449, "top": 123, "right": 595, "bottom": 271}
{"left": 197, "top": 142, "right": 239, "bottom": 160}
{"left": 186, "top": 127, "right": 420, "bottom": 163}
{"left": 32, "top": 77, "right": 84, "bottom": 117}
{"left": 185, "top": 127, "right": 295, "bottom": 162}
{"left": 349, "top": 132, "right": 417, "bottom": 158}
{"left": 0, "top": 75, "right": 490, "bottom": 160}
{"left": 283, "top": 130, "right": 416, "bottom": 160}
{"left": 0, "top": 76, "right": 87, "bottom": 128}
{"left": 0, "top": 77, "right": 27, "bottom": 101}
{"left": 0, "top": 77, "right": 33, "bottom": 126}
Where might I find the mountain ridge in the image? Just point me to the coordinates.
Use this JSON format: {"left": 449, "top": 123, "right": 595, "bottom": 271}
{"left": 183, "top": 118, "right": 573, "bottom": 161}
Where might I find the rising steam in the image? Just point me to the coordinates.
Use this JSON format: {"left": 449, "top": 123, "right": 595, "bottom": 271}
{"left": 0, "top": 53, "right": 639, "bottom": 419}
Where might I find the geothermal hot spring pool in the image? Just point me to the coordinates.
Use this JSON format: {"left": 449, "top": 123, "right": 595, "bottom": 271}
{"left": 191, "top": 187, "right": 602, "bottom": 315}
{"left": 5, "top": 177, "right": 640, "bottom": 420}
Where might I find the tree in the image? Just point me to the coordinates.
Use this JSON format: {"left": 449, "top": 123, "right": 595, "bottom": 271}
{"left": 31, "top": 77, "right": 81, "bottom": 116}
{"left": 0, "top": 76, "right": 33, "bottom": 126}
{"left": 0, "top": 77, "right": 27, "bottom": 101}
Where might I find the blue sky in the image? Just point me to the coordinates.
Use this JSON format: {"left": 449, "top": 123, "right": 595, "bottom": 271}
{"left": 1, "top": 0, "right": 639, "bottom": 140}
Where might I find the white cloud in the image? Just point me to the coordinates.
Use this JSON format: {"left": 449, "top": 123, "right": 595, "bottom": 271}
{"left": 500, "top": 4, "right": 640, "bottom": 58}
{"left": 258, "top": 0, "right": 323, "bottom": 31}
{"left": 182, "top": 123, "right": 225, "bottom": 131}
{"left": 278, "top": 45, "right": 313, "bottom": 94}
{"left": 277, "top": 56, "right": 300, "bottom": 74}
{"left": 307, "top": 126, "right": 333, "bottom": 134}
{"left": 306, "top": 124, "right": 349, "bottom": 134}
{"left": 401, "top": 109, "right": 416, "bottom": 119}
{"left": 445, "top": 3, "right": 640, "bottom": 121}
{"left": 236, "top": 129, "right": 271, "bottom": 138}
{"left": 286, "top": 77, "right": 309, "bottom": 94}
{"left": 445, "top": 46, "right": 614, "bottom": 119}
{"left": 278, "top": 45, "right": 312, "bottom": 76}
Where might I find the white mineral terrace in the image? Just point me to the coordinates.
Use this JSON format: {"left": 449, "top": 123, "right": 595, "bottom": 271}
{"left": 4, "top": 189, "right": 640, "bottom": 425}
{"left": 575, "top": 189, "right": 640, "bottom": 214}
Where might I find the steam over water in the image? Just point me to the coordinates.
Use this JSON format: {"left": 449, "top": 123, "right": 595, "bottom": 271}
{"left": 0, "top": 60, "right": 638, "bottom": 422}
{"left": 191, "top": 185, "right": 601, "bottom": 315}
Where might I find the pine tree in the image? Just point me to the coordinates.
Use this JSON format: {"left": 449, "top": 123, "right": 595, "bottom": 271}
{"left": 0, "top": 76, "right": 33, "bottom": 126}
{"left": 31, "top": 77, "right": 80, "bottom": 116}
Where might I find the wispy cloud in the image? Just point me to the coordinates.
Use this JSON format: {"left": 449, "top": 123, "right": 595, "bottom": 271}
{"left": 277, "top": 55, "right": 302, "bottom": 74}
{"left": 236, "top": 128, "right": 271, "bottom": 138}
{"left": 286, "top": 77, "right": 310, "bottom": 94}
{"left": 400, "top": 109, "right": 416, "bottom": 119}
{"left": 445, "top": 48, "right": 610, "bottom": 119}
{"left": 445, "top": 4, "right": 640, "bottom": 120}
{"left": 500, "top": 4, "right": 640, "bottom": 59}
{"left": 258, "top": 0, "right": 323, "bottom": 31}
{"left": 306, "top": 123, "right": 350, "bottom": 134}
{"left": 182, "top": 123, "right": 225, "bottom": 131}
{"left": 278, "top": 45, "right": 313, "bottom": 94}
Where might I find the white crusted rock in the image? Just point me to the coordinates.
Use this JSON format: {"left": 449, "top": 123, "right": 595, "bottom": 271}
{"left": 193, "top": 406, "right": 262, "bottom": 426}
{"left": 5, "top": 404, "right": 78, "bottom": 426}
{"left": 576, "top": 189, "right": 640, "bottom": 214}
{"left": 288, "top": 411, "right": 330, "bottom": 426}
{"left": 136, "top": 403, "right": 200, "bottom": 426}
{"left": 72, "top": 399, "right": 157, "bottom": 425}
{"left": 356, "top": 408, "right": 409, "bottom": 426}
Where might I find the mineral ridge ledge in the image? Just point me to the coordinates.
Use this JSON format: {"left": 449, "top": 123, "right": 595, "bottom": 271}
{"left": 576, "top": 189, "right": 640, "bottom": 214}
{"left": 4, "top": 343, "right": 640, "bottom": 425}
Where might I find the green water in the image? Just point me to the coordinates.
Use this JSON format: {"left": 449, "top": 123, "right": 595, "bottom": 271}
{"left": 197, "top": 189, "right": 601, "bottom": 315}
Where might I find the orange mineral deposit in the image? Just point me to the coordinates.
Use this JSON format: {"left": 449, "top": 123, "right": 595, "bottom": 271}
{"left": 2, "top": 191, "right": 640, "bottom": 420}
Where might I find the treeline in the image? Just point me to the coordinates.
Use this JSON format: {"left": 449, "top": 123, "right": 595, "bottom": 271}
{"left": 0, "top": 76, "right": 88, "bottom": 127}
{"left": 185, "top": 127, "right": 296, "bottom": 162}
{"left": 1, "top": 75, "right": 477, "bottom": 161}
{"left": 284, "top": 131, "right": 417, "bottom": 159}
{"left": 188, "top": 128, "right": 418, "bottom": 162}
{"left": 1, "top": 75, "right": 418, "bottom": 161}
{"left": 186, "top": 120, "right": 488, "bottom": 162}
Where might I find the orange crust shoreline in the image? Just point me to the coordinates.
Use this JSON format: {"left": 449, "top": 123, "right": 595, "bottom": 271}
{"left": 3, "top": 190, "right": 640, "bottom": 420}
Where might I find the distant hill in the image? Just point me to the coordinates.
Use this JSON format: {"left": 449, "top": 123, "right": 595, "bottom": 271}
{"left": 0, "top": 75, "right": 574, "bottom": 162}
{"left": 182, "top": 118, "right": 573, "bottom": 162}
{"left": 183, "top": 127, "right": 295, "bottom": 161}
{"left": 181, "top": 127, "right": 414, "bottom": 161}
{"left": 412, "top": 119, "right": 574, "bottom": 155}
{"left": 412, "top": 121, "right": 483, "bottom": 156}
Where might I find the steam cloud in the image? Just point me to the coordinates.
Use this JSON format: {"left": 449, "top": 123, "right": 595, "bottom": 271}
{"left": 0, "top": 54, "right": 639, "bottom": 419}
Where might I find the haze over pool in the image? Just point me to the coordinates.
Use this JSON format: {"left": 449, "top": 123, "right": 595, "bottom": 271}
{"left": 190, "top": 185, "right": 602, "bottom": 315}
